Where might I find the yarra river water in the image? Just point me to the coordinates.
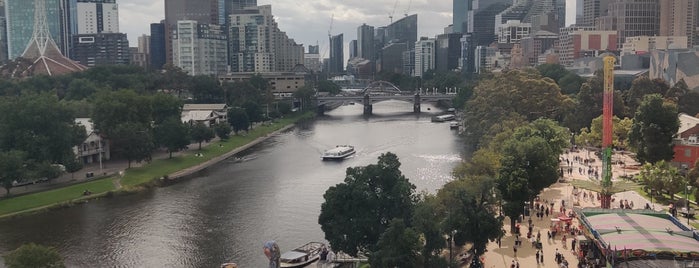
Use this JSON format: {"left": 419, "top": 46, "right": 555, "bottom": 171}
{"left": 0, "top": 101, "right": 465, "bottom": 267}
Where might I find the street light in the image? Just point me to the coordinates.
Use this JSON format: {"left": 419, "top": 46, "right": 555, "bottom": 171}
{"left": 687, "top": 184, "right": 693, "bottom": 226}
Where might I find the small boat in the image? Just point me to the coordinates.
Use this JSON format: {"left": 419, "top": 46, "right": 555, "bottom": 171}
{"left": 322, "top": 145, "right": 356, "bottom": 160}
{"left": 280, "top": 242, "right": 325, "bottom": 268}
{"left": 432, "top": 114, "right": 455, "bottom": 122}
{"left": 450, "top": 121, "right": 460, "bottom": 129}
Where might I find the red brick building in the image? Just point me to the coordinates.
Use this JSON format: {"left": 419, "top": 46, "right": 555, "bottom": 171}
{"left": 673, "top": 113, "right": 699, "bottom": 169}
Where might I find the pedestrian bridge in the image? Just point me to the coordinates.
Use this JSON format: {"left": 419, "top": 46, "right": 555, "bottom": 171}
{"left": 316, "top": 81, "right": 455, "bottom": 115}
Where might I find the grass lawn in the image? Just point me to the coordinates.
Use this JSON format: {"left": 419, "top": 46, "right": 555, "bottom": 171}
{"left": 0, "top": 178, "right": 115, "bottom": 216}
{"left": 0, "top": 113, "right": 310, "bottom": 218}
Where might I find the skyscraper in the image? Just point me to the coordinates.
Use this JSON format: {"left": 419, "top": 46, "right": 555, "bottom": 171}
{"left": 76, "top": 0, "right": 118, "bottom": 34}
{"left": 598, "top": 0, "right": 659, "bottom": 47}
{"left": 453, "top": 0, "right": 470, "bottom": 33}
{"left": 228, "top": 5, "right": 303, "bottom": 73}
{"left": 172, "top": 20, "right": 227, "bottom": 75}
{"left": 414, "top": 37, "right": 435, "bottom": 77}
{"left": 659, "top": 0, "right": 699, "bottom": 47}
{"left": 329, "top": 33, "right": 343, "bottom": 74}
{"left": 149, "top": 22, "right": 165, "bottom": 69}
{"left": 581, "top": 0, "right": 610, "bottom": 26}
{"left": 5, "top": 0, "right": 72, "bottom": 60}
{"left": 164, "top": 0, "right": 220, "bottom": 64}
{"left": 349, "top": 40, "right": 357, "bottom": 59}
{"left": 357, "top": 23, "right": 374, "bottom": 60}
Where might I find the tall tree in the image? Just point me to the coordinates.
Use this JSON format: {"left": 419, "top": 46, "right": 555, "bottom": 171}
{"left": 190, "top": 75, "right": 223, "bottom": 103}
{"left": 626, "top": 77, "right": 669, "bottom": 115}
{"left": 3, "top": 243, "right": 65, "bottom": 268}
{"left": 319, "top": 152, "right": 417, "bottom": 256}
{"left": 92, "top": 90, "right": 153, "bottom": 137}
{"left": 214, "top": 122, "right": 232, "bottom": 140}
{"left": 0, "top": 93, "right": 83, "bottom": 164}
{"left": 370, "top": 219, "right": 424, "bottom": 268}
{"left": 628, "top": 94, "right": 679, "bottom": 164}
{"left": 317, "top": 80, "right": 341, "bottom": 95}
{"left": 227, "top": 108, "right": 250, "bottom": 134}
{"left": 0, "top": 150, "right": 27, "bottom": 196}
{"left": 151, "top": 93, "right": 183, "bottom": 125}
{"left": 438, "top": 178, "right": 503, "bottom": 257}
{"left": 497, "top": 125, "right": 560, "bottom": 231}
{"left": 154, "top": 117, "right": 190, "bottom": 158}
{"left": 189, "top": 122, "right": 215, "bottom": 149}
{"left": 242, "top": 101, "right": 264, "bottom": 123}
{"left": 110, "top": 123, "right": 154, "bottom": 168}
{"left": 537, "top": 63, "right": 570, "bottom": 82}
{"left": 463, "top": 69, "right": 571, "bottom": 147}
{"left": 293, "top": 86, "right": 315, "bottom": 112}
{"left": 411, "top": 195, "right": 447, "bottom": 268}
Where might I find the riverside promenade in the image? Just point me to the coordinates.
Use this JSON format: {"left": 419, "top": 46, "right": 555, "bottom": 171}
{"left": 480, "top": 148, "right": 696, "bottom": 268}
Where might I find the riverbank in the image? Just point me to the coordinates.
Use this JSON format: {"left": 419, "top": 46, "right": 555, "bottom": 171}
{"left": 0, "top": 113, "right": 312, "bottom": 219}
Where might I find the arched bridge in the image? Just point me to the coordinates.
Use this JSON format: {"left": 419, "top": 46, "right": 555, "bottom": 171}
{"left": 316, "top": 81, "right": 455, "bottom": 115}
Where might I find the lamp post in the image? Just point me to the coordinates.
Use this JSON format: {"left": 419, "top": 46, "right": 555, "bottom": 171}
{"left": 687, "top": 185, "right": 693, "bottom": 226}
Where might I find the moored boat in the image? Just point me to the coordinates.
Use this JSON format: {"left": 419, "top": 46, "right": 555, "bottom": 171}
{"left": 450, "top": 121, "right": 460, "bottom": 129}
{"left": 280, "top": 242, "right": 325, "bottom": 268}
{"left": 321, "top": 145, "right": 355, "bottom": 160}
{"left": 432, "top": 114, "right": 455, "bottom": 122}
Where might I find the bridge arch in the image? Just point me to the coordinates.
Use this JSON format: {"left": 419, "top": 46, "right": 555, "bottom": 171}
{"left": 361, "top": 81, "right": 403, "bottom": 95}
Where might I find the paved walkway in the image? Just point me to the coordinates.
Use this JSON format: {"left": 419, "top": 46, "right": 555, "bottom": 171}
{"left": 480, "top": 148, "right": 697, "bottom": 268}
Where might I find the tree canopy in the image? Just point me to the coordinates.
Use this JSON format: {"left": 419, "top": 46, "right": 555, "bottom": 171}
{"left": 319, "top": 152, "right": 416, "bottom": 257}
{"left": 628, "top": 94, "right": 679, "bottom": 164}
{"left": 3, "top": 243, "right": 65, "bottom": 268}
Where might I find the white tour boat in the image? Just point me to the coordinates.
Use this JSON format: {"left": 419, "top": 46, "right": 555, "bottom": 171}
{"left": 322, "top": 145, "right": 356, "bottom": 160}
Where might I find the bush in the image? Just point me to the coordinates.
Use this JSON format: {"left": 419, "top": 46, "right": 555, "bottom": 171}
{"left": 3, "top": 243, "right": 65, "bottom": 268}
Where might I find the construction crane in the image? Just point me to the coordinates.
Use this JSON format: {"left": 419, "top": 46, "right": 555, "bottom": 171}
{"left": 404, "top": 0, "right": 412, "bottom": 17}
{"left": 320, "top": 14, "right": 334, "bottom": 60}
{"left": 388, "top": 0, "right": 398, "bottom": 23}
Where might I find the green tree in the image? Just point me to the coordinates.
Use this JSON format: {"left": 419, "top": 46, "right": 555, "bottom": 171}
{"left": 227, "top": 108, "right": 250, "bottom": 134}
{"left": 317, "top": 80, "right": 341, "bottom": 95}
{"left": 64, "top": 78, "right": 98, "bottom": 100}
{"left": 411, "top": 195, "right": 447, "bottom": 268}
{"left": 3, "top": 243, "right": 64, "bottom": 268}
{"left": 154, "top": 117, "right": 190, "bottom": 158}
{"left": 0, "top": 150, "right": 27, "bottom": 195}
{"left": 438, "top": 178, "right": 503, "bottom": 257}
{"left": 319, "top": 152, "right": 416, "bottom": 256}
{"left": 157, "top": 64, "right": 191, "bottom": 97}
{"left": 92, "top": 90, "right": 152, "bottom": 137}
{"left": 189, "top": 122, "right": 215, "bottom": 149}
{"left": 537, "top": 63, "right": 570, "bottom": 82}
{"left": 638, "top": 162, "right": 667, "bottom": 200}
{"left": 688, "top": 159, "right": 699, "bottom": 201}
{"left": 293, "top": 86, "right": 315, "bottom": 112}
{"left": 497, "top": 125, "right": 560, "bottom": 232}
{"left": 190, "top": 75, "right": 223, "bottom": 103}
{"left": 557, "top": 72, "right": 585, "bottom": 95}
{"left": 575, "top": 116, "right": 632, "bottom": 149}
{"left": 110, "top": 123, "right": 154, "bottom": 168}
{"left": 0, "top": 93, "right": 83, "bottom": 164}
{"left": 370, "top": 219, "right": 423, "bottom": 268}
{"left": 677, "top": 83, "right": 699, "bottom": 116}
{"left": 564, "top": 72, "right": 626, "bottom": 133}
{"left": 214, "top": 122, "right": 232, "bottom": 140}
{"left": 626, "top": 77, "right": 669, "bottom": 115}
{"left": 628, "top": 94, "right": 679, "bottom": 164}
{"left": 463, "top": 70, "right": 571, "bottom": 147}
{"left": 151, "top": 93, "right": 183, "bottom": 125}
{"left": 243, "top": 101, "right": 264, "bottom": 123}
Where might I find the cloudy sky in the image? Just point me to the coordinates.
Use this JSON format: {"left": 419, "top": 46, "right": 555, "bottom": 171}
{"left": 119, "top": 0, "right": 577, "bottom": 56}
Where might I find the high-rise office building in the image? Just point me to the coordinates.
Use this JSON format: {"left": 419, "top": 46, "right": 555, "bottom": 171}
{"left": 149, "top": 22, "right": 165, "bottom": 69}
{"left": 414, "top": 37, "right": 435, "bottom": 77}
{"left": 357, "top": 23, "right": 374, "bottom": 60}
{"left": 659, "top": 0, "right": 699, "bottom": 47}
{"left": 71, "top": 32, "right": 130, "bottom": 66}
{"left": 453, "top": 0, "right": 470, "bottom": 33}
{"left": 380, "top": 14, "right": 417, "bottom": 74}
{"left": 5, "top": 0, "right": 72, "bottom": 60}
{"left": 228, "top": 5, "right": 303, "bottom": 73}
{"left": 581, "top": 0, "right": 610, "bottom": 26}
{"left": 172, "top": 20, "right": 227, "bottom": 75}
{"left": 76, "top": 0, "right": 118, "bottom": 34}
{"left": 349, "top": 39, "right": 357, "bottom": 59}
{"left": 223, "top": 0, "right": 256, "bottom": 25}
{"left": 0, "top": 0, "right": 7, "bottom": 62}
{"left": 304, "top": 44, "right": 321, "bottom": 72}
{"left": 598, "top": 0, "right": 659, "bottom": 47}
{"left": 164, "top": 0, "right": 220, "bottom": 64}
{"left": 435, "top": 33, "right": 462, "bottom": 72}
{"left": 385, "top": 14, "right": 417, "bottom": 50}
{"left": 329, "top": 33, "right": 343, "bottom": 74}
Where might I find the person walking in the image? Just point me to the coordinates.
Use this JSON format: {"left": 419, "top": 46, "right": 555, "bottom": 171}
{"left": 536, "top": 250, "right": 540, "bottom": 264}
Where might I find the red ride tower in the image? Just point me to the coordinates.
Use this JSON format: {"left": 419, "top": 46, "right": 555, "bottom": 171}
{"left": 600, "top": 55, "right": 615, "bottom": 209}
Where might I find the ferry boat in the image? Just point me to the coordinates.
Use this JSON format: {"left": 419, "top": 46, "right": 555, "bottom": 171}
{"left": 432, "top": 114, "right": 456, "bottom": 122}
{"left": 322, "top": 145, "right": 356, "bottom": 160}
{"left": 280, "top": 242, "right": 325, "bottom": 268}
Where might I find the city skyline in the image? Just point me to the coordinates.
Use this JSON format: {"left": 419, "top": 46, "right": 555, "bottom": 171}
{"left": 119, "top": 0, "right": 577, "bottom": 54}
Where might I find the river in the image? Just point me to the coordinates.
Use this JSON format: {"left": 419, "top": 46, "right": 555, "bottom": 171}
{"left": 0, "top": 101, "right": 465, "bottom": 267}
